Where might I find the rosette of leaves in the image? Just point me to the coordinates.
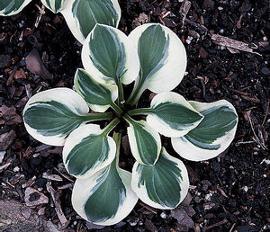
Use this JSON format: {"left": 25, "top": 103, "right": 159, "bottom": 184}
{"left": 0, "top": 0, "right": 121, "bottom": 43}
{"left": 23, "top": 23, "right": 238, "bottom": 225}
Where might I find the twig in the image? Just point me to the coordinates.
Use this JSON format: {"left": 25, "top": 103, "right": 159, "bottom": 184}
{"left": 205, "top": 219, "right": 228, "bottom": 230}
{"left": 229, "top": 223, "right": 236, "bottom": 232}
{"left": 180, "top": 0, "right": 191, "bottom": 26}
{"left": 35, "top": 4, "right": 45, "bottom": 28}
{"left": 0, "top": 162, "right": 11, "bottom": 173}
{"left": 235, "top": 140, "right": 256, "bottom": 146}
{"left": 139, "top": 202, "right": 157, "bottom": 214}
{"left": 246, "top": 111, "right": 267, "bottom": 150}
{"left": 211, "top": 34, "right": 261, "bottom": 56}
{"left": 46, "top": 182, "right": 68, "bottom": 227}
{"left": 53, "top": 167, "right": 74, "bottom": 183}
{"left": 262, "top": 100, "right": 269, "bottom": 126}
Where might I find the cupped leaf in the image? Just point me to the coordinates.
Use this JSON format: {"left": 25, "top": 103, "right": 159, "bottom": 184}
{"left": 41, "top": 0, "right": 66, "bottom": 13}
{"left": 23, "top": 88, "right": 90, "bottom": 146}
{"left": 72, "top": 134, "right": 138, "bottom": 226}
{"left": 62, "top": 123, "right": 118, "bottom": 179}
{"left": 172, "top": 100, "right": 238, "bottom": 161}
{"left": 144, "top": 92, "right": 203, "bottom": 137}
{"left": 74, "top": 68, "right": 118, "bottom": 112}
{"left": 61, "top": 0, "right": 121, "bottom": 44}
{"left": 126, "top": 116, "right": 161, "bottom": 165}
{"left": 0, "top": 0, "right": 32, "bottom": 16}
{"left": 82, "top": 24, "right": 138, "bottom": 86}
{"left": 131, "top": 148, "right": 189, "bottom": 209}
{"left": 126, "top": 23, "right": 187, "bottom": 105}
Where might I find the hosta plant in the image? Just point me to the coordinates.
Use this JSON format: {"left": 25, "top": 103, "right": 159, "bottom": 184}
{"left": 0, "top": 0, "right": 121, "bottom": 43}
{"left": 23, "top": 23, "right": 238, "bottom": 225}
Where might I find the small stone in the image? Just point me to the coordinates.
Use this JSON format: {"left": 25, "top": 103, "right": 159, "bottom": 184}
{"left": 160, "top": 212, "right": 167, "bottom": 219}
{"left": 218, "top": 6, "right": 223, "bottom": 10}
{"left": 243, "top": 186, "right": 249, "bottom": 192}
{"left": 186, "top": 36, "right": 193, "bottom": 44}
{"left": 205, "top": 192, "right": 213, "bottom": 201}
{"left": 127, "top": 217, "right": 139, "bottom": 226}
{"left": 219, "top": 29, "right": 224, "bottom": 34}
{"left": 13, "top": 166, "right": 20, "bottom": 172}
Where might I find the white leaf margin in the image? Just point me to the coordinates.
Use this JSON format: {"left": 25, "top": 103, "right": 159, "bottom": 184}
{"left": 125, "top": 23, "right": 187, "bottom": 93}
{"left": 172, "top": 100, "right": 238, "bottom": 161}
{"left": 23, "top": 87, "right": 89, "bottom": 146}
{"left": 72, "top": 166, "right": 138, "bottom": 226}
{"left": 146, "top": 92, "right": 204, "bottom": 138}
{"left": 0, "top": 0, "right": 32, "bottom": 16}
{"left": 127, "top": 120, "right": 161, "bottom": 165}
{"left": 62, "top": 124, "right": 116, "bottom": 179}
{"left": 82, "top": 24, "right": 139, "bottom": 86}
{"left": 131, "top": 148, "right": 190, "bottom": 210}
{"left": 61, "top": 0, "right": 121, "bottom": 44}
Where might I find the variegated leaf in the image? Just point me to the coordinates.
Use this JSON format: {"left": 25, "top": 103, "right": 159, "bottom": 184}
{"left": 130, "top": 92, "right": 203, "bottom": 137}
{"left": 126, "top": 117, "right": 161, "bottom": 165}
{"left": 172, "top": 100, "right": 238, "bottom": 161}
{"left": 23, "top": 88, "right": 90, "bottom": 146}
{"left": 82, "top": 24, "right": 138, "bottom": 87}
{"left": 0, "top": 0, "right": 32, "bottom": 16}
{"left": 74, "top": 68, "right": 118, "bottom": 112}
{"left": 126, "top": 23, "right": 187, "bottom": 105}
{"left": 62, "top": 120, "right": 120, "bottom": 179}
{"left": 61, "top": 0, "right": 121, "bottom": 43}
{"left": 71, "top": 134, "right": 138, "bottom": 225}
{"left": 131, "top": 148, "right": 189, "bottom": 209}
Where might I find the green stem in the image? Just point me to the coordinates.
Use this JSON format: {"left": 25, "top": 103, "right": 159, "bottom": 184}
{"left": 102, "top": 118, "right": 120, "bottom": 135}
{"left": 123, "top": 113, "right": 135, "bottom": 125}
{"left": 116, "top": 79, "right": 125, "bottom": 105}
{"left": 126, "top": 81, "right": 146, "bottom": 106}
{"left": 79, "top": 112, "right": 113, "bottom": 122}
{"left": 110, "top": 101, "right": 123, "bottom": 116}
{"left": 128, "top": 108, "right": 153, "bottom": 116}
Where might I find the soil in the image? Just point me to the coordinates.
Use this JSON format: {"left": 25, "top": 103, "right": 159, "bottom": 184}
{"left": 0, "top": 0, "right": 270, "bottom": 231}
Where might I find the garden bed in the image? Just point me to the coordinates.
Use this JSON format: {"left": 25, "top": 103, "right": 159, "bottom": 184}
{"left": 0, "top": 0, "right": 269, "bottom": 231}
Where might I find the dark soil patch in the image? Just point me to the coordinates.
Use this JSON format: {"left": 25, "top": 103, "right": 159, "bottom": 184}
{"left": 0, "top": 0, "right": 269, "bottom": 231}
